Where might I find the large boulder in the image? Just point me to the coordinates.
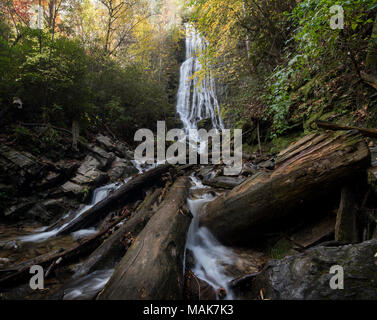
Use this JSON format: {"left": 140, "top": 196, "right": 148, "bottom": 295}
{"left": 108, "top": 157, "right": 138, "bottom": 182}
{"left": 232, "top": 239, "right": 377, "bottom": 300}
{"left": 61, "top": 155, "right": 108, "bottom": 199}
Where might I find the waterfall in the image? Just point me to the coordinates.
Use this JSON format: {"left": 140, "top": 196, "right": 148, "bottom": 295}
{"left": 177, "top": 27, "right": 237, "bottom": 300}
{"left": 176, "top": 25, "right": 224, "bottom": 132}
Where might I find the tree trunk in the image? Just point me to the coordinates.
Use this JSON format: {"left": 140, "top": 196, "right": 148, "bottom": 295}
{"left": 366, "top": 14, "right": 377, "bottom": 74}
{"left": 71, "top": 119, "right": 80, "bottom": 151}
{"left": 57, "top": 164, "right": 172, "bottom": 235}
{"left": 98, "top": 176, "right": 192, "bottom": 300}
{"left": 199, "top": 131, "right": 370, "bottom": 246}
{"left": 73, "top": 188, "right": 163, "bottom": 279}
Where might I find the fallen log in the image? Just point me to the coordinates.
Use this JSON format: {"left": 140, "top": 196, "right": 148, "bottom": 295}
{"left": 57, "top": 164, "right": 172, "bottom": 235}
{"left": 199, "top": 131, "right": 370, "bottom": 246}
{"left": 72, "top": 188, "right": 163, "bottom": 279}
{"left": 98, "top": 176, "right": 192, "bottom": 300}
{"left": 316, "top": 120, "right": 377, "bottom": 139}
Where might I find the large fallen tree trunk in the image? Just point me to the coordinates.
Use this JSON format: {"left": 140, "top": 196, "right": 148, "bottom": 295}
{"left": 98, "top": 176, "right": 192, "bottom": 300}
{"left": 57, "top": 164, "right": 172, "bottom": 235}
{"left": 200, "top": 131, "right": 370, "bottom": 246}
{"left": 316, "top": 120, "right": 377, "bottom": 138}
{"left": 72, "top": 188, "right": 163, "bottom": 279}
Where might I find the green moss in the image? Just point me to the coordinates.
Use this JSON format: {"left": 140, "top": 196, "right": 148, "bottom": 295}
{"left": 270, "top": 131, "right": 305, "bottom": 155}
{"left": 268, "top": 238, "right": 293, "bottom": 260}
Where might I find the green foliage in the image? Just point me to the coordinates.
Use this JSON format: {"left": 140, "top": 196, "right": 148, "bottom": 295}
{"left": 13, "top": 125, "right": 33, "bottom": 146}
{"left": 0, "top": 21, "right": 177, "bottom": 144}
{"left": 264, "top": 0, "right": 377, "bottom": 138}
{"left": 15, "top": 29, "right": 91, "bottom": 124}
{"left": 40, "top": 126, "right": 60, "bottom": 150}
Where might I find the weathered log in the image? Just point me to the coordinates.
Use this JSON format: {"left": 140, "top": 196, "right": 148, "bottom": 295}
{"left": 98, "top": 176, "right": 192, "bottom": 300}
{"left": 316, "top": 120, "right": 377, "bottom": 138}
{"left": 73, "top": 188, "right": 163, "bottom": 279}
{"left": 57, "top": 164, "right": 172, "bottom": 235}
{"left": 200, "top": 131, "right": 370, "bottom": 246}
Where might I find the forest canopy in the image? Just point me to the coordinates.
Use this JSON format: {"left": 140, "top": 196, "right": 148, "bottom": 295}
{"left": 0, "top": 0, "right": 184, "bottom": 144}
{"left": 0, "top": 0, "right": 376, "bottom": 149}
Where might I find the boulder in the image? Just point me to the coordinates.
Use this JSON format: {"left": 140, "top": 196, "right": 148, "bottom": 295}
{"left": 61, "top": 155, "right": 109, "bottom": 199}
{"left": 203, "top": 176, "right": 246, "bottom": 189}
{"left": 232, "top": 239, "right": 377, "bottom": 300}
{"left": 25, "top": 198, "right": 68, "bottom": 224}
{"left": 108, "top": 157, "right": 138, "bottom": 182}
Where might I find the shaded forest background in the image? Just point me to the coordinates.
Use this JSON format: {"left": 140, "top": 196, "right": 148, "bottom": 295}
{"left": 1, "top": 0, "right": 377, "bottom": 154}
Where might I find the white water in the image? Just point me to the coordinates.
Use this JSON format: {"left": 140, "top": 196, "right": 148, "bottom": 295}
{"left": 63, "top": 269, "right": 114, "bottom": 300}
{"left": 177, "top": 27, "right": 237, "bottom": 299}
{"left": 176, "top": 24, "right": 224, "bottom": 132}
{"left": 19, "top": 182, "right": 121, "bottom": 243}
{"left": 186, "top": 175, "right": 236, "bottom": 299}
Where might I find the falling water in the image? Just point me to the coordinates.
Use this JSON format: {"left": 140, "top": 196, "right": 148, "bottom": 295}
{"left": 18, "top": 182, "right": 122, "bottom": 243}
{"left": 185, "top": 175, "right": 236, "bottom": 299}
{"left": 176, "top": 27, "right": 237, "bottom": 299}
{"left": 176, "top": 24, "right": 224, "bottom": 132}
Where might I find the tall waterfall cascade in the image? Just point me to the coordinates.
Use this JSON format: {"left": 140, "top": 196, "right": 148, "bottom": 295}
{"left": 176, "top": 25, "right": 224, "bottom": 132}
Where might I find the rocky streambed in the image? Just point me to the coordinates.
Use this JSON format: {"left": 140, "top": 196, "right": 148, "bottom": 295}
{"left": 0, "top": 130, "right": 377, "bottom": 300}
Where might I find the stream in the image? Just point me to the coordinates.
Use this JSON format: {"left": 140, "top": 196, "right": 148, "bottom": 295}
{"left": 1, "top": 25, "right": 238, "bottom": 300}
{"left": 61, "top": 25, "right": 235, "bottom": 300}
{"left": 178, "top": 26, "right": 236, "bottom": 299}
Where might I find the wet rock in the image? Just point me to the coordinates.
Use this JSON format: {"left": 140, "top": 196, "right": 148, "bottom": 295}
{"left": 108, "top": 157, "right": 138, "bottom": 182}
{"left": 96, "top": 134, "right": 114, "bottom": 152}
{"left": 86, "top": 144, "right": 115, "bottom": 170}
{"left": 4, "top": 199, "right": 37, "bottom": 219}
{"left": 184, "top": 270, "right": 217, "bottom": 300}
{"left": 203, "top": 176, "right": 246, "bottom": 189}
{"left": 257, "top": 158, "right": 275, "bottom": 170}
{"left": 61, "top": 181, "right": 85, "bottom": 196}
{"left": 56, "top": 160, "right": 80, "bottom": 177}
{"left": 61, "top": 155, "right": 109, "bottom": 199}
{"left": 25, "top": 198, "right": 67, "bottom": 224}
{"left": 0, "top": 145, "right": 46, "bottom": 188}
{"left": 197, "top": 167, "right": 218, "bottom": 181}
{"left": 222, "top": 249, "right": 267, "bottom": 279}
{"left": 241, "top": 163, "right": 257, "bottom": 177}
{"left": 234, "top": 239, "right": 377, "bottom": 300}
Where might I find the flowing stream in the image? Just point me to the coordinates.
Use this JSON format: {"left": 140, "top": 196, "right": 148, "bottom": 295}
{"left": 18, "top": 181, "right": 125, "bottom": 243}
{"left": 178, "top": 26, "right": 236, "bottom": 299}
{"left": 5, "top": 25, "right": 235, "bottom": 300}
